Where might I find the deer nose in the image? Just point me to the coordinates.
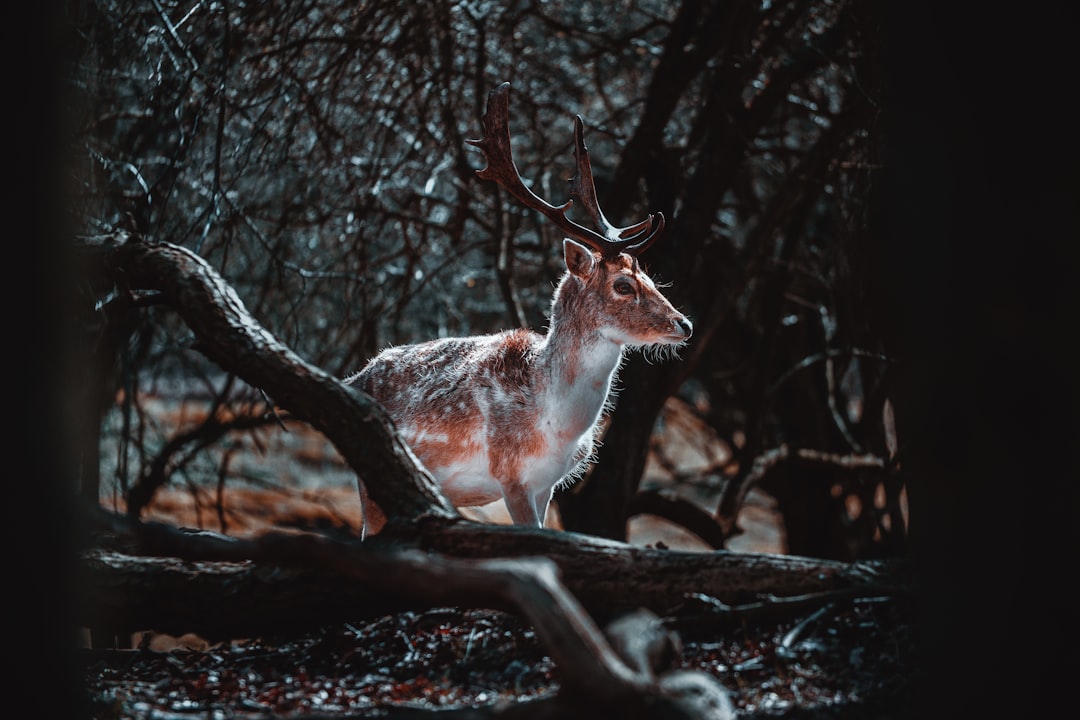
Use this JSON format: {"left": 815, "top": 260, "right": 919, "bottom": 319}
{"left": 675, "top": 317, "right": 693, "bottom": 338}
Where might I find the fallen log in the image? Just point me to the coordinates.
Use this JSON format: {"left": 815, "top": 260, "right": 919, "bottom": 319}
{"left": 78, "top": 509, "right": 908, "bottom": 641}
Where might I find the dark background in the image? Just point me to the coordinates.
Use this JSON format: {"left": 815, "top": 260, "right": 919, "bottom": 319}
{"left": 880, "top": 4, "right": 1076, "bottom": 718}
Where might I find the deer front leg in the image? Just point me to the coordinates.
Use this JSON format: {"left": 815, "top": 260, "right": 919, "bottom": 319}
{"left": 502, "top": 481, "right": 546, "bottom": 528}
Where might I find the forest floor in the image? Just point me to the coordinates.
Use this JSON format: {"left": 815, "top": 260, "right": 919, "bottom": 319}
{"left": 82, "top": 396, "right": 917, "bottom": 718}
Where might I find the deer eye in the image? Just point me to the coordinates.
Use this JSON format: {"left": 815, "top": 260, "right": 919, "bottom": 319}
{"left": 613, "top": 278, "right": 635, "bottom": 296}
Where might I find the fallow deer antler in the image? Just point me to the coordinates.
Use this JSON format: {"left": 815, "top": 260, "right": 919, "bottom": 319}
{"left": 567, "top": 114, "right": 664, "bottom": 255}
{"left": 467, "top": 82, "right": 663, "bottom": 258}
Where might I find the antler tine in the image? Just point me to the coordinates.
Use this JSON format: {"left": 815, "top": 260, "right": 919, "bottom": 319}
{"left": 467, "top": 83, "right": 611, "bottom": 250}
{"left": 622, "top": 210, "right": 665, "bottom": 256}
{"left": 568, "top": 115, "right": 663, "bottom": 257}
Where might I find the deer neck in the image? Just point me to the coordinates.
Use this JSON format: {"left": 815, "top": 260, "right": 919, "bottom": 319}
{"left": 537, "top": 275, "right": 625, "bottom": 438}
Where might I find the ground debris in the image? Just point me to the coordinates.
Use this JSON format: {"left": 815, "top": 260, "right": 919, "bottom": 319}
{"left": 83, "top": 595, "right": 916, "bottom": 719}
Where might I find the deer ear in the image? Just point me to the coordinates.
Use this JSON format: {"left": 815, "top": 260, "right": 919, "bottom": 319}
{"left": 564, "top": 238, "right": 597, "bottom": 278}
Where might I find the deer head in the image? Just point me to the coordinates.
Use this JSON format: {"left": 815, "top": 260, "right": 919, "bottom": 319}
{"left": 467, "top": 82, "right": 691, "bottom": 348}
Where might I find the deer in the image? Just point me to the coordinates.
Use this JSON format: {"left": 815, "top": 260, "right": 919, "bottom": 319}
{"left": 346, "top": 82, "right": 692, "bottom": 528}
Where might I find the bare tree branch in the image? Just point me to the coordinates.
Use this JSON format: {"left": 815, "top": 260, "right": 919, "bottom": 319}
{"left": 93, "top": 232, "right": 457, "bottom": 524}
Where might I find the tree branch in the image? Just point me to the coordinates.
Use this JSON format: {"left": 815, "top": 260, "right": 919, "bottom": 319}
{"left": 94, "top": 232, "right": 457, "bottom": 524}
